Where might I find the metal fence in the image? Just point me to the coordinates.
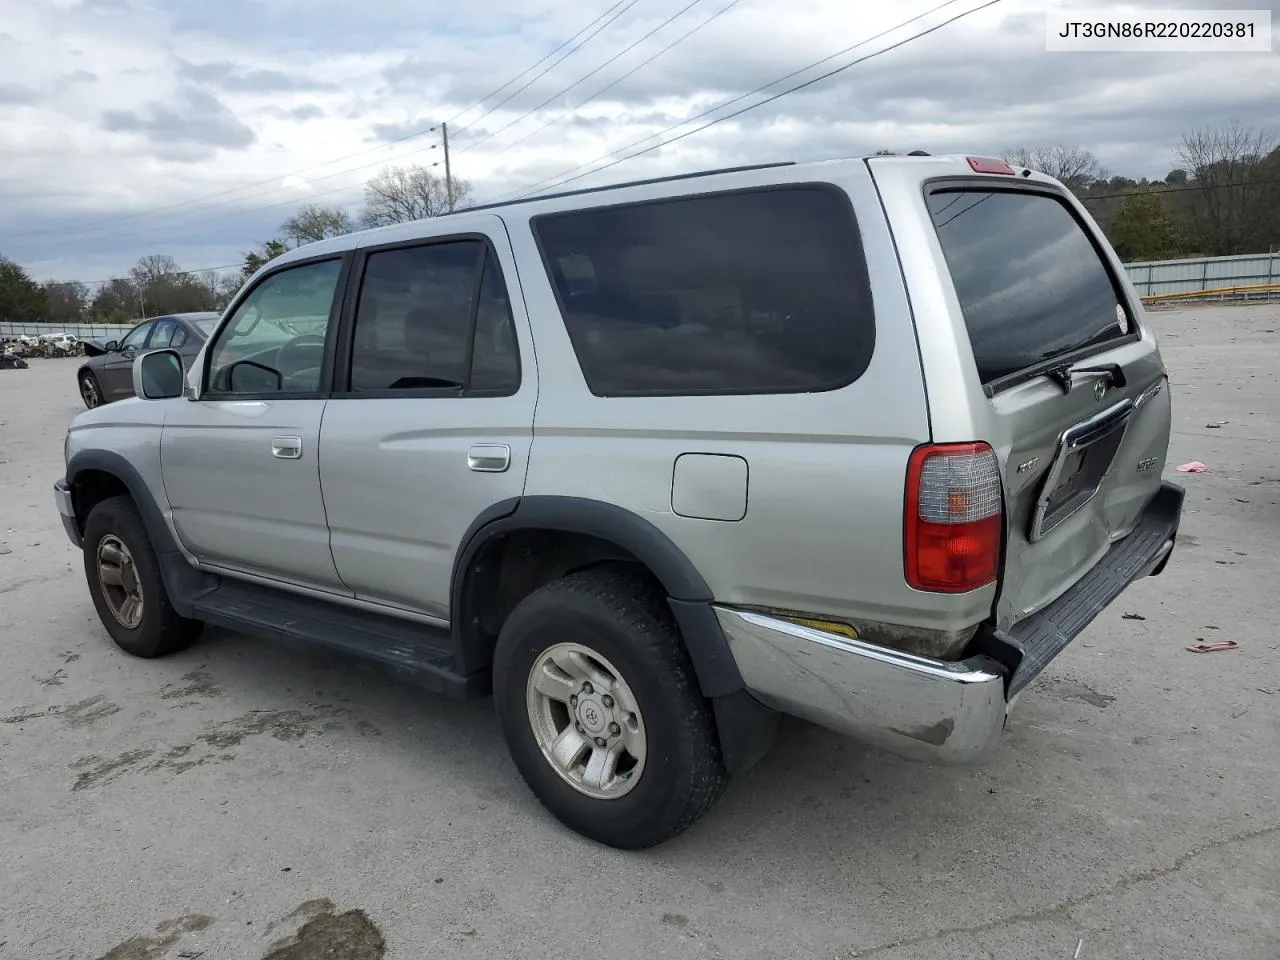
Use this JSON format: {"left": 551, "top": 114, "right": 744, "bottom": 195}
{"left": 1124, "top": 253, "right": 1280, "bottom": 302}
{"left": 0, "top": 321, "right": 133, "bottom": 339}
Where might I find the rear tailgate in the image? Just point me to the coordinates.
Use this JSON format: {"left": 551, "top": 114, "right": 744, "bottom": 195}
{"left": 870, "top": 157, "right": 1172, "bottom": 632}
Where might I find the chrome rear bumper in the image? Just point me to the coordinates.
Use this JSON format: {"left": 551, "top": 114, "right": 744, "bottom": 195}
{"left": 715, "top": 608, "right": 1008, "bottom": 762}
{"left": 715, "top": 482, "right": 1184, "bottom": 763}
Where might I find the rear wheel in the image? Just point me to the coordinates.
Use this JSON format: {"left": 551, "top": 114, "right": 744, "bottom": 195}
{"left": 79, "top": 371, "right": 103, "bottom": 408}
{"left": 83, "top": 496, "right": 202, "bottom": 657}
{"left": 493, "top": 567, "right": 726, "bottom": 849}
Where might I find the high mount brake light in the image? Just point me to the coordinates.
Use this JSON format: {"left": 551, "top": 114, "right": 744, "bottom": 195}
{"left": 966, "top": 156, "right": 1016, "bottom": 175}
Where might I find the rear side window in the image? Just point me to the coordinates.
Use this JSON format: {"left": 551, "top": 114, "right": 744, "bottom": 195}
{"left": 533, "top": 186, "right": 874, "bottom": 396}
{"left": 348, "top": 241, "right": 520, "bottom": 394}
{"left": 927, "top": 189, "right": 1134, "bottom": 387}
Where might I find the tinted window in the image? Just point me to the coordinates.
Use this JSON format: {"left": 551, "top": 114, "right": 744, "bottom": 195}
{"left": 926, "top": 189, "right": 1133, "bottom": 386}
{"left": 533, "top": 187, "right": 874, "bottom": 396}
{"left": 349, "top": 241, "right": 519, "bottom": 394}
{"left": 170, "top": 325, "right": 189, "bottom": 349}
{"left": 206, "top": 258, "right": 342, "bottom": 395}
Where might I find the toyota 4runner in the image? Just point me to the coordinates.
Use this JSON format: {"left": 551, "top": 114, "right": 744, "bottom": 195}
{"left": 54, "top": 154, "right": 1182, "bottom": 849}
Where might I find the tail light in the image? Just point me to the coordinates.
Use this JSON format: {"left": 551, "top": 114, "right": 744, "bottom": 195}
{"left": 905, "top": 442, "right": 1003, "bottom": 593}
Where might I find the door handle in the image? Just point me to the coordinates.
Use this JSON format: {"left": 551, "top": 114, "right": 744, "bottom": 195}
{"left": 468, "top": 443, "right": 510, "bottom": 473}
{"left": 271, "top": 436, "right": 303, "bottom": 459}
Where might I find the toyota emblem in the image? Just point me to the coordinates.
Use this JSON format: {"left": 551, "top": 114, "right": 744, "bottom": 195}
{"left": 1093, "top": 379, "right": 1107, "bottom": 401}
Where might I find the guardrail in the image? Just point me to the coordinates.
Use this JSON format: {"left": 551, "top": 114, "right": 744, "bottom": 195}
{"left": 1142, "top": 282, "right": 1280, "bottom": 304}
{"left": 1125, "top": 253, "right": 1280, "bottom": 303}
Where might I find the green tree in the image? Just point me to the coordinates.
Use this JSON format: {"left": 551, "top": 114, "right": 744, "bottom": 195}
{"left": 0, "top": 256, "right": 49, "bottom": 322}
{"left": 241, "top": 239, "right": 289, "bottom": 278}
{"left": 1109, "top": 192, "right": 1186, "bottom": 261}
{"left": 89, "top": 278, "right": 141, "bottom": 322}
{"left": 44, "top": 280, "right": 89, "bottom": 323}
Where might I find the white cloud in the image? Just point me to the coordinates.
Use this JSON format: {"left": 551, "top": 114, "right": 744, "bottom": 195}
{"left": 0, "top": 0, "right": 1276, "bottom": 282}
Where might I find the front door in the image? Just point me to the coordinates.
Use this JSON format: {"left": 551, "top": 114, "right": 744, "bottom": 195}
{"left": 318, "top": 223, "right": 535, "bottom": 619}
{"left": 161, "top": 255, "right": 350, "bottom": 593}
{"left": 102, "top": 319, "right": 154, "bottom": 401}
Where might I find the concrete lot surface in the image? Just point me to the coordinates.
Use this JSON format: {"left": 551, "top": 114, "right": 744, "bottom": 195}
{"left": 1, "top": 303, "right": 1277, "bottom": 960}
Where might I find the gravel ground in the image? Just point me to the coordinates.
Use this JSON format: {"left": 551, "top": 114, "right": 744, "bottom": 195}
{"left": 1, "top": 302, "right": 1277, "bottom": 960}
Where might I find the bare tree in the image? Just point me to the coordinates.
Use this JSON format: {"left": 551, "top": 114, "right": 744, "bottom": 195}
{"left": 1003, "top": 144, "right": 1103, "bottom": 191}
{"left": 1176, "top": 122, "right": 1277, "bottom": 255}
{"left": 280, "top": 203, "right": 354, "bottom": 246}
{"left": 361, "top": 164, "right": 472, "bottom": 227}
{"left": 129, "top": 254, "right": 180, "bottom": 288}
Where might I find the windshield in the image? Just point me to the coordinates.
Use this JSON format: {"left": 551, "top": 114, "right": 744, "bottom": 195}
{"left": 927, "top": 188, "right": 1134, "bottom": 387}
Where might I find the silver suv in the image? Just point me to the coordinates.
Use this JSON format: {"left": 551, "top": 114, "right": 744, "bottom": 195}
{"left": 54, "top": 154, "right": 1182, "bottom": 849}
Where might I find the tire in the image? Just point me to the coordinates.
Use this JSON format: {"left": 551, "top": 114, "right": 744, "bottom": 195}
{"left": 79, "top": 371, "right": 103, "bottom": 409}
{"left": 82, "top": 495, "right": 203, "bottom": 658}
{"left": 493, "top": 567, "right": 726, "bottom": 849}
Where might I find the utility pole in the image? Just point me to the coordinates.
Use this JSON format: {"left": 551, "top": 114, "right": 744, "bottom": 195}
{"left": 442, "top": 122, "right": 454, "bottom": 212}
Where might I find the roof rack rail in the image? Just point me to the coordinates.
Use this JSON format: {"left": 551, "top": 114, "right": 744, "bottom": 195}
{"left": 452, "top": 161, "right": 798, "bottom": 216}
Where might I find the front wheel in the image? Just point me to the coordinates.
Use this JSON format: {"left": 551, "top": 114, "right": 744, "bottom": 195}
{"left": 79, "top": 371, "right": 103, "bottom": 408}
{"left": 82, "top": 496, "right": 203, "bottom": 657}
{"left": 493, "top": 567, "right": 726, "bottom": 849}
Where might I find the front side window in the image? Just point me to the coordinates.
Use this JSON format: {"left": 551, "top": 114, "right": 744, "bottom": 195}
{"left": 118, "top": 321, "right": 153, "bottom": 352}
{"left": 532, "top": 186, "right": 875, "bottom": 397}
{"left": 206, "top": 258, "right": 342, "bottom": 395}
{"left": 348, "top": 240, "right": 520, "bottom": 394}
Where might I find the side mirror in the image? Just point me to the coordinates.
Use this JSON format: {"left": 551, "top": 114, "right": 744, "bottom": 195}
{"left": 133, "top": 349, "right": 185, "bottom": 400}
{"left": 104, "top": 340, "right": 119, "bottom": 352}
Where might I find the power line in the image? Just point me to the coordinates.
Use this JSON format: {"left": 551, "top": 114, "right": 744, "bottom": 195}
{"left": 448, "top": 0, "right": 641, "bottom": 141}
{"left": 1076, "top": 177, "right": 1280, "bottom": 202}
{"left": 482, "top": 0, "right": 745, "bottom": 164}
{"left": 444, "top": 0, "right": 635, "bottom": 126}
{"left": 456, "top": 0, "right": 710, "bottom": 157}
{"left": 45, "top": 263, "right": 242, "bottom": 288}
{"left": 500, "top": 0, "right": 997, "bottom": 203}
{"left": 22, "top": 1, "right": 635, "bottom": 245}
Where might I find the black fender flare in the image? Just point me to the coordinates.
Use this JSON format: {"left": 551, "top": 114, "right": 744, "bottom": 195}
{"left": 449, "top": 496, "right": 744, "bottom": 699}
{"left": 65, "top": 450, "right": 217, "bottom": 617}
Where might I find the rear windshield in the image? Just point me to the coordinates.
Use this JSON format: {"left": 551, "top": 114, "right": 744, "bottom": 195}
{"left": 926, "top": 188, "right": 1133, "bottom": 386}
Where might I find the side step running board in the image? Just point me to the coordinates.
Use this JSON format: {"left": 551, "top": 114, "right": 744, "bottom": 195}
{"left": 191, "top": 579, "right": 488, "bottom": 699}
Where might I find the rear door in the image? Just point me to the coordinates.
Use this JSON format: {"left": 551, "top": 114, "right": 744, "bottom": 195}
{"left": 317, "top": 216, "right": 535, "bottom": 620}
{"left": 921, "top": 180, "right": 1171, "bottom": 628}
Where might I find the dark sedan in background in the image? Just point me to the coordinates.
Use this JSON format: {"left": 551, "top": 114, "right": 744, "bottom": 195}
{"left": 78, "top": 312, "right": 221, "bottom": 408}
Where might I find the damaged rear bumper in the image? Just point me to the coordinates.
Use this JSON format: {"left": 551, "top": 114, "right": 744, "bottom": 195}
{"left": 715, "top": 481, "right": 1184, "bottom": 763}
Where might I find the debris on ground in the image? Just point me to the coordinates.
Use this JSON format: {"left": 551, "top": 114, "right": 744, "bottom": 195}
{"left": 1122, "top": 613, "right": 1147, "bottom": 621}
{"left": 1206, "top": 420, "right": 1229, "bottom": 428}
{"left": 1177, "top": 461, "right": 1208, "bottom": 473}
{"left": 1186, "top": 640, "right": 1238, "bottom": 654}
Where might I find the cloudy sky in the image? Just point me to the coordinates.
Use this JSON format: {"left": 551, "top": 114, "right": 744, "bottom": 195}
{"left": 2, "top": 0, "right": 1277, "bottom": 285}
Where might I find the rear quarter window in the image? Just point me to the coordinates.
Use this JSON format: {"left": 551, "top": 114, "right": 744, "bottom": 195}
{"left": 926, "top": 188, "right": 1134, "bottom": 387}
{"left": 532, "top": 185, "right": 875, "bottom": 397}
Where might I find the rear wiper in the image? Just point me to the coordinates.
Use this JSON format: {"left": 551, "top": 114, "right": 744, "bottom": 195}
{"left": 1043, "top": 361, "right": 1127, "bottom": 395}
